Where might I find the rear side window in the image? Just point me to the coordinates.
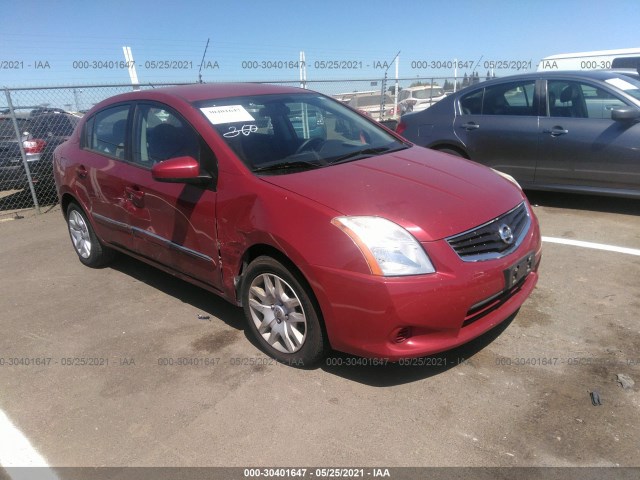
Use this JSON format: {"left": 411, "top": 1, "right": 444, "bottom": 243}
{"left": 460, "top": 81, "right": 535, "bottom": 116}
{"left": 84, "top": 105, "right": 130, "bottom": 159}
{"left": 459, "top": 89, "right": 483, "bottom": 114}
{"left": 482, "top": 82, "right": 535, "bottom": 115}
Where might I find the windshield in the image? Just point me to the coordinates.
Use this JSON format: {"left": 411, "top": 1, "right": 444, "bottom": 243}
{"left": 605, "top": 75, "right": 640, "bottom": 101}
{"left": 196, "top": 93, "right": 406, "bottom": 174}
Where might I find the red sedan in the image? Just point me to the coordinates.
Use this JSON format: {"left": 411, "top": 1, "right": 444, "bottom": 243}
{"left": 53, "top": 83, "right": 541, "bottom": 365}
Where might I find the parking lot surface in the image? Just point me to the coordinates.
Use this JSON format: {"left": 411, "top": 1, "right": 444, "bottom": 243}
{"left": 0, "top": 192, "right": 639, "bottom": 469}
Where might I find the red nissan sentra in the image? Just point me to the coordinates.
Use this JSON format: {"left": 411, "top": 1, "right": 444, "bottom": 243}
{"left": 53, "top": 83, "right": 541, "bottom": 365}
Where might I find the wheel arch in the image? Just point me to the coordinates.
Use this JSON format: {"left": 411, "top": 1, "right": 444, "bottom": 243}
{"left": 430, "top": 143, "right": 470, "bottom": 158}
{"left": 235, "top": 243, "right": 331, "bottom": 346}
{"left": 236, "top": 244, "right": 309, "bottom": 306}
{"left": 60, "top": 192, "right": 77, "bottom": 219}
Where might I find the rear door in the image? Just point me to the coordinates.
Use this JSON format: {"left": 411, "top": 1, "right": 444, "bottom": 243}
{"left": 78, "top": 103, "right": 135, "bottom": 250}
{"left": 537, "top": 79, "right": 640, "bottom": 191}
{"left": 454, "top": 79, "right": 539, "bottom": 184}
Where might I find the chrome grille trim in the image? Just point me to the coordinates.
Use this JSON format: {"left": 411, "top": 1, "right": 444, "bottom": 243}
{"left": 446, "top": 202, "right": 531, "bottom": 262}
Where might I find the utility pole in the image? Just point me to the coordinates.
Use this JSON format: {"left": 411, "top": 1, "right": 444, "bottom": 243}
{"left": 380, "top": 51, "right": 400, "bottom": 121}
{"left": 122, "top": 46, "right": 140, "bottom": 91}
{"left": 198, "top": 38, "right": 210, "bottom": 83}
{"left": 394, "top": 55, "right": 399, "bottom": 117}
{"left": 299, "top": 51, "right": 307, "bottom": 89}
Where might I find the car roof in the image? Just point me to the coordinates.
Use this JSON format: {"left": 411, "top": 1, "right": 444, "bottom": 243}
{"left": 444, "top": 70, "right": 640, "bottom": 99}
{"left": 469, "top": 70, "right": 637, "bottom": 85}
{"left": 99, "top": 83, "right": 310, "bottom": 106}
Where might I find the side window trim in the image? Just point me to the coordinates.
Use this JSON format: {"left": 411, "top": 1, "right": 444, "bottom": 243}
{"left": 544, "top": 79, "right": 629, "bottom": 119}
{"left": 481, "top": 80, "right": 537, "bottom": 116}
{"left": 130, "top": 100, "right": 218, "bottom": 189}
{"left": 81, "top": 102, "right": 132, "bottom": 161}
{"left": 458, "top": 88, "right": 484, "bottom": 115}
{"left": 131, "top": 101, "right": 200, "bottom": 169}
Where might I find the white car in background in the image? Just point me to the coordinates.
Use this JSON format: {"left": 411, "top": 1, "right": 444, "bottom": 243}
{"left": 399, "top": 85, "right": 446, "bottom": 112}
{"left": 343, "top": 91, "right": 397, "bottom": 121}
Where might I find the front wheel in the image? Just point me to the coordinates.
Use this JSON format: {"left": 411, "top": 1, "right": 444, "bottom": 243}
{"left": 241, "top": 256, "right": 325, "bottom": 366}
{"left": 66, "top": 203, "right": 115, "bottom": 267}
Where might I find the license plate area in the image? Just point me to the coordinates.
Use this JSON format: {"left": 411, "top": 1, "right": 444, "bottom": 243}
{"left": 504, "top": 251, "right": 535, "bottom": 290}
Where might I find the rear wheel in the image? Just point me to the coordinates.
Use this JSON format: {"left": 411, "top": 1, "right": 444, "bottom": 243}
{"left": 66, "top": 203, "right": 115, "bottom": 267}
{"left": 241, "top": 256, "right": 325, "bottom": 366}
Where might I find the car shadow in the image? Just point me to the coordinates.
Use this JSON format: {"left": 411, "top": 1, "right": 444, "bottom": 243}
{"left": 525, "top": 190, "right": 640, "bottom": 216}
{"left": 108, "top": 254, "right": 517, "bottom": 385}
{"left": 320, "top": 313, "right": 516, "bottom": 386}
{"left": 108, "top": 255, "right": 245, "bottom": 332}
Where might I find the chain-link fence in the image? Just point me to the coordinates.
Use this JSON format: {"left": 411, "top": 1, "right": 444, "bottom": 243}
{"left": 1, "top": 76, "right": 481, "bottom": 215}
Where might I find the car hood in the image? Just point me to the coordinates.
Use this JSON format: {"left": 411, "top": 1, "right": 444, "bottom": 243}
{"left": 260, "top": 147, "right": 526, "bottom": 242}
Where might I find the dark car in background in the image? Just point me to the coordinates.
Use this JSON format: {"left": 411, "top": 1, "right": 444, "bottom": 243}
{"left": 397, "top": 71, "right": 640, "bottom": 198}
{"left": 0, "top": 111, "right": 78, "bottom": 192}
{"left": 0, "top": 113, "right": 32, "bottom": 190}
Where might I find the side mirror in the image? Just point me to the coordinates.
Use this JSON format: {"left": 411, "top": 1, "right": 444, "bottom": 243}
{"left": 611, "top": 107, "right": 640, "bottom": 121}
{"left": 151, "top": 156, "right": 211, "bottom": 184}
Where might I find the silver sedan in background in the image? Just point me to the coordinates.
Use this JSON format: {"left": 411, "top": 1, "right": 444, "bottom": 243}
{"left": 397, "top": 71, "right": 640, "bottom": 198}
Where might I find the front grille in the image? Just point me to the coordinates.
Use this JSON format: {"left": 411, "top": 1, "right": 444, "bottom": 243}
{"left": 446, "top": 202, "right": 530, "bottom": 261}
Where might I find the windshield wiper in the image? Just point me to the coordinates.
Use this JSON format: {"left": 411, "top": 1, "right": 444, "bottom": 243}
{"left": 330, "top": 145, "right": 407, "bottom": 165}
{"left": 253, "top": 160, "right": 323, "bottom": 173}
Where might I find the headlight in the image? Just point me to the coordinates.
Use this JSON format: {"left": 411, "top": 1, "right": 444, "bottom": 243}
{"left": 491, "top": 168, "right": 522, "bottom": 189}
{"left": 332, "top": 216, "right": 435, "bottom": 276}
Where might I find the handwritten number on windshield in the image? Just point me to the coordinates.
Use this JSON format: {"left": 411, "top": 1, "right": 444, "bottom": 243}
{"left": 223, "top": 124, "right": 258, "bottom": 138}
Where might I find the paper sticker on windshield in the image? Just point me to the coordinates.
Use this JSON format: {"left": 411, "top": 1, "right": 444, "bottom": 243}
{"left": 605, "top": 78, "right": 638, "bottom": 91}
{"left": 200, "top": 105, "right": 255, "bottom": 124}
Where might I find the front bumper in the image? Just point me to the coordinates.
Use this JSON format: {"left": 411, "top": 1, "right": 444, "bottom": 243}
{"left": 308, "top": 219, "right": 542, "bottom": 360}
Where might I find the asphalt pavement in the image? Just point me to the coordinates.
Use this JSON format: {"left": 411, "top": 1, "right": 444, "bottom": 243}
{"left": 0, "top": 192, "right": 638, "bottom": 470}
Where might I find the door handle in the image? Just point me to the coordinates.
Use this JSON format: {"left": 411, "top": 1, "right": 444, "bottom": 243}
{"left": 125, "top": 186, "right": 145, "bottom": 205}
{"left": 543, "top": 127, "right": 569, "bottom": 137}
{"left": 75, "top": 165, "right": 88, "bottom": 179}
{"left": 461, "top": 122, "right": 480, "bottom": 130}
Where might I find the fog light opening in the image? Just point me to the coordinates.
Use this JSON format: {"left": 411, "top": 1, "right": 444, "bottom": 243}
{"left": 394, "top": 327, "right": 412, "bottom": 343}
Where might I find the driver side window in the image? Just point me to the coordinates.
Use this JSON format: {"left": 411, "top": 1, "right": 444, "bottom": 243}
{"left": 133, "top": 104, "right": 200, "bottom": 167}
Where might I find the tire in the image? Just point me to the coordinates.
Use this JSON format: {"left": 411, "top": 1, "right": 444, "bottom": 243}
{"left": 241, "top": 256, "right": 326, "bottom": 366}
{"left": 66, "top": 203, "right": 115, "bottom": 268}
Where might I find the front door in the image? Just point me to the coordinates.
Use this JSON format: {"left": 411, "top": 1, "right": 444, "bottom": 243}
{"left": 126, "top": 102, "right": 222, "bottom": 289}
{"left": 537, "top": 79, "right": 640, "bottom": 192}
